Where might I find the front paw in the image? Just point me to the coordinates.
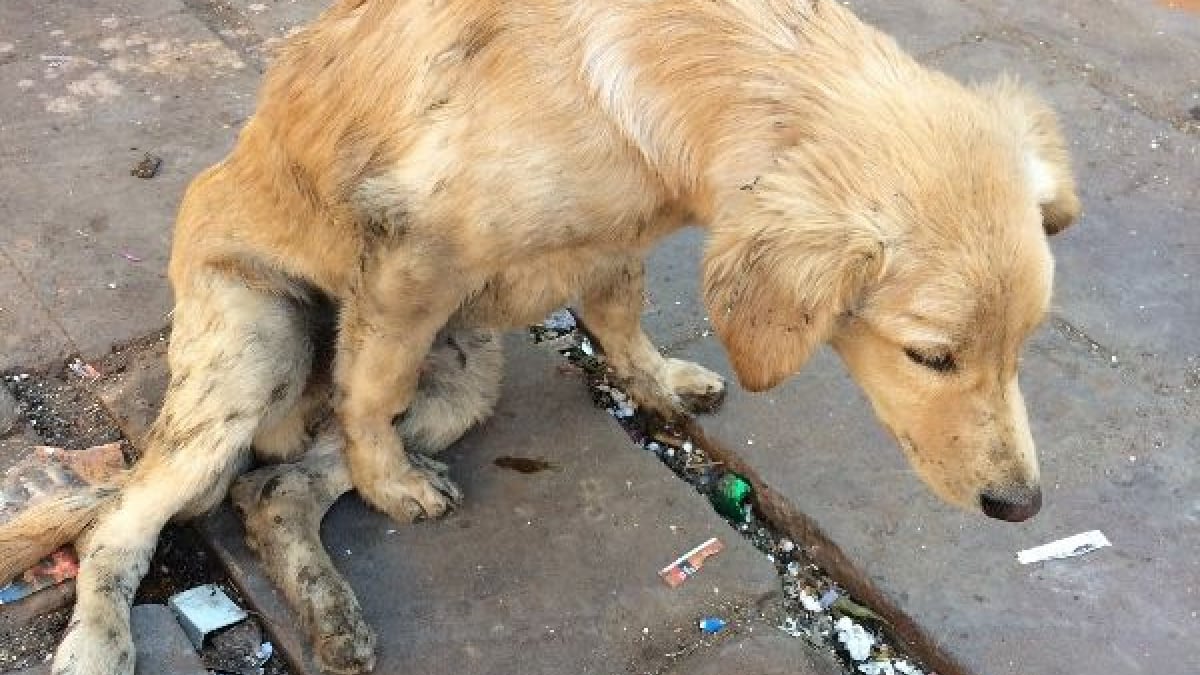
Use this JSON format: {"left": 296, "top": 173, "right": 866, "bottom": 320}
{"left": 359, "top": 453, "right": 463, "bottom": 524}
{"left": 663, "top": 358, "right": 726, "bottom": 414}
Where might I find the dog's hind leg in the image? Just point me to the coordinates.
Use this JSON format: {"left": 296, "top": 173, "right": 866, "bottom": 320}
{"left": 400, "top": 325, "right": 504, "bottom": 455}
{"left": 52, "top": 272, "right": 313, "bottom": 675}
{"left": 579, "top": 256, "right": 726, "bottom": 418}
{"left": 233, "top": 424, "right": 374, "bottom": 675}
{"left": 230, "top": 326, "right": 499, "bottom": 674}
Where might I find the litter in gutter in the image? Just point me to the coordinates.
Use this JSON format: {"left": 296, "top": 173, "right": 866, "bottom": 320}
{"left": 530, "top": 310, "right": 933, "bottom": 675}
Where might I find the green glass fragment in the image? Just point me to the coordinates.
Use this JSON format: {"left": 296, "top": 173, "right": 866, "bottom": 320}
{"left": 710, "top": 472, "right": 753, "bottom": 522}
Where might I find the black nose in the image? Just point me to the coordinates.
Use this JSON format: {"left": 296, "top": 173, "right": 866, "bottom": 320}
{"left": 980, "top": 487, "right": 1042, "bottom": 522}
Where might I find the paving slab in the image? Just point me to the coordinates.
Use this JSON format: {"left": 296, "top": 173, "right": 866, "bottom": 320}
{"left": 0, "top": 258, "right": 73, "bottom": 373}
{"left": 960, "top": 0, "right": 1200, "bottom": 126}
{"left": 195, "top": 337, "right": 827, "bottom": 675}
{"left": 223, "top": 0, "right": 328, "bottom": 43}
{"left": 93, "top": 332, "right": 169, "bottom": 444}
{"left": 0, "top": 0, "right": 258, "bottom": 365}
{"left": 130, "top": 604, "right": 208, "bottom": 675}
{"left": 846, "top": 0, "right": 987, "bottom": 57}
{"left": 640, "top": 16, "right": 1200, "bottom": 675}
{"left": 664, "top": 629, "right": 844, "bottom": 675}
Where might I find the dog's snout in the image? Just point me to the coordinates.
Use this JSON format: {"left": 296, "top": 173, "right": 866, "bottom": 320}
{"left": 979, "top": 486, "right": 1042, "bottom": 522}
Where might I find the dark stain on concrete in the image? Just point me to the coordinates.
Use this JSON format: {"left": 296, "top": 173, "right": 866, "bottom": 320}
{"left": 493, "top": 455, "right": 555, "bottom": 474}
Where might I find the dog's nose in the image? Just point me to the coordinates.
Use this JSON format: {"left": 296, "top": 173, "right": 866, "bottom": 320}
{"left": 979, "top": 486, "right": 1042, "bottom": 522}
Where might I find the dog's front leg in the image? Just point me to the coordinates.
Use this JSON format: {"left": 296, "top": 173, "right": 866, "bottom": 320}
{"left": 334, "top": 262, "right": 466, "bottom": 524}
{"left": 580, "top": 256, "right": 726, "bottom": 419}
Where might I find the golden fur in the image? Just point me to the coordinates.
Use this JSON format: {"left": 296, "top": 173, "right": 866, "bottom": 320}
{"left": 0, "top": 1, "right": 1079, "bottom": 673}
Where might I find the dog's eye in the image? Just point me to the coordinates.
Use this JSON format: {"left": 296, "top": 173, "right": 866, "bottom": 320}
{"left": 904, "top": 347, "right": 956, "bottom": 373}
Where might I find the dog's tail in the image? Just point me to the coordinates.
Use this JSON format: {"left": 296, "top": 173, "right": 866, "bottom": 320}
{"left": 0, "top": 481, "right": 124, "bottom": 585}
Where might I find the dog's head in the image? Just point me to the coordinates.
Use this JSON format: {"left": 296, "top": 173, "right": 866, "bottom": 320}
{"left": 702, "top": 78, "right": 1080, "bottom": 522}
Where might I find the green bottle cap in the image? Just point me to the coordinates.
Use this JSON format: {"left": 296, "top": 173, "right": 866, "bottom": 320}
{"left": 710, "top": 473, "right": 753, "bottom": 522}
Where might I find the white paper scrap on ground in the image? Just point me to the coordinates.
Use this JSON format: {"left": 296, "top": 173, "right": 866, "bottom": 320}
{"left": 1017, "top": 530, "right": 1111, "bottom": 564}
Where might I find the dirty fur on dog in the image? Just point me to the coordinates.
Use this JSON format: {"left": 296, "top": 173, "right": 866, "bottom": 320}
{"left": 0, "top": 0, "right": 1078, "bottom": 673}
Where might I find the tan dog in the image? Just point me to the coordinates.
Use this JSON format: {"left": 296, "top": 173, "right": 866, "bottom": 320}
{"left": 0, "top": 0, "right": 1079, "bottom": 673}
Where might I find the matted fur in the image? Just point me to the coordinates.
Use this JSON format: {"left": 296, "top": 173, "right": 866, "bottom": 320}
{"left": 0, "top": 1, "right": 1079, "bottom": 673}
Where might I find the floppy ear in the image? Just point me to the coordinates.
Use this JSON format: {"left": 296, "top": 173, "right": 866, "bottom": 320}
{"left": 702, "top": 208, "right": 887, "bottom": 392}
{"left": 979, "top": 77, "right": 1082, "bottom": 235}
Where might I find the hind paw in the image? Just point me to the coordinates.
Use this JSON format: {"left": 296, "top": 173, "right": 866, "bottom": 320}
{"left": 315, "top": 617, "right": 377, "bottom": 675}
{"left": 53, "top": 616, "right": 134, "bottom": 675}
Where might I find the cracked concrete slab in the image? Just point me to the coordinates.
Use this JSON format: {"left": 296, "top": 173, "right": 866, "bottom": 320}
{"left": 197, "top": 338, "right": 821, "bottom": 675}
{"left": 960, "top": 0, "right": 1200, "bottom": 129}
{"left": 0, "top": 256, "right": 73, "bottom": 372}
{"left": 664, "top": 628, "right": 845, "bottom": 675}
{"left": 848, "top": 0, "right": 988, "bottom": 57}
{"left": 0, "top": 0, "right": 257, "bottom": 365}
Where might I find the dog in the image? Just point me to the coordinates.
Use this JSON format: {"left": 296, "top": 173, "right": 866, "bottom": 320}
{"left": 0, "top": 0, "right": 1079, "bottom": 673}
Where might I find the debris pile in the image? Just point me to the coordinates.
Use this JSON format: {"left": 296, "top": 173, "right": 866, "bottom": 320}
{"left": 0, "top": 441, "right": 126, "bottom": 604}
{"left": 170, "top": 584, "right": 274, "bottom": 675}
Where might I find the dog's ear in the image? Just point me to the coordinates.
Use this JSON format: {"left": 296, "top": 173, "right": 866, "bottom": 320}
{"left": 979, "top": 77, "right": 1082, "bottom": 235}
{"left": 702, "top": 207, "right": 886, "bottom": 392}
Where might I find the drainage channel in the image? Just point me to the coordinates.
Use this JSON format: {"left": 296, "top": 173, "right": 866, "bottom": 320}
{"left": 530, "top": 310, "right": 965, "bottom": 675}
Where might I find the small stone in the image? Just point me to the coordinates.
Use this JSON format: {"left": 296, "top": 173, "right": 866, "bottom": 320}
{"left": 779, "top": 538, "right": 795, "bottom": 553}
{"left": 131, "top": 153, "right": 163, "bottom": 179}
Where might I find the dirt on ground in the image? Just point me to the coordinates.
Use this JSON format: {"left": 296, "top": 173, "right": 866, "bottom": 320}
{"left": 0, "top": 361, "right": 290, "bottom": 675}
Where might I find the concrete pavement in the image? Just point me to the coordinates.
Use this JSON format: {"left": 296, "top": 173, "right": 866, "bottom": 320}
{"left": 0, "top": 0, "right": 257, "bottom": 369}
{"left": 198, "top": 338, "right": 844, "bottom": 675}
{"left": 1, "top": 1, "right": 1197, "bottom": 674}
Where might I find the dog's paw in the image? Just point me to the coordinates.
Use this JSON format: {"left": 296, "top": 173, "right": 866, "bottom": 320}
{"left": 53, "top": 616, "right": 135, "bottom": 675}
{"left": 361, "top": 453, "right": 463, "bottom": 524}
{"left": 663, "top": 358, "right": 726, "bottom": 414}
{"left": 315, "top": 616, "right": 377, "bottom": 675}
